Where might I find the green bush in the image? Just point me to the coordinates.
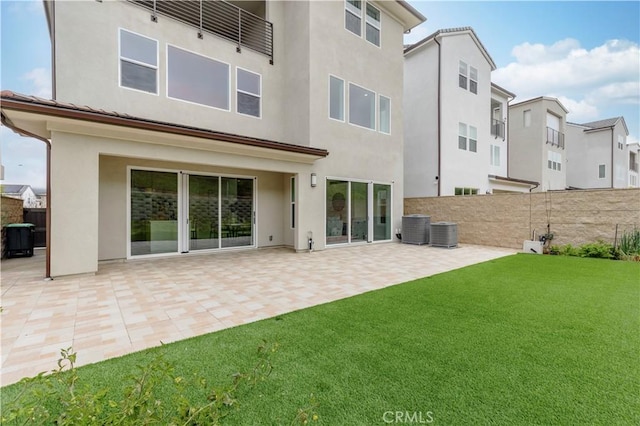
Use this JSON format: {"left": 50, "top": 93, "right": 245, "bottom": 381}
{"left": 578, "top": 240, "right": 617, "bottom": 259}
{"left": 619, "top": 228, "right": 640, "bottom": 257}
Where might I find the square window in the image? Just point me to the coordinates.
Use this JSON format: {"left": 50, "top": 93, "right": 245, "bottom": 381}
{"left": 349, "top": 83, "right": 375, "bottom": 130}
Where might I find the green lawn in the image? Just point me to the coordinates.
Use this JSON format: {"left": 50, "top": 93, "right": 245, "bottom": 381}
{"left": 3, "top": 254, "right": 639, "bottom": 425}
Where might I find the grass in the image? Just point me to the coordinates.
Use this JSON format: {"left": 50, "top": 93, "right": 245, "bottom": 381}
{"left": 3, "top": 254, "right": 639, "bottom": 425}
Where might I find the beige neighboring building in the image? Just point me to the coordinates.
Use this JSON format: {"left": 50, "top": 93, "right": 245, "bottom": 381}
{"left": 1, "top": 0, "right": 425, "bottom": 276}
{"left": 508, "top": 97, "right": 569, "bottom": 191}
{"left": 565, "top": 117, "right": 629, "bottom": 189}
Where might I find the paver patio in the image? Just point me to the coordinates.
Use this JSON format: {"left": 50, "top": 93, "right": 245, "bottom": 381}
{"left": 1, "top": 243, "right": 515, "bottom": 386}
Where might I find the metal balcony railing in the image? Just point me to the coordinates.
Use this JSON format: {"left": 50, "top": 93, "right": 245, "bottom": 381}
{"left": 491, "top": 118, "right": 505, "bottom": 139}
{"left": 546, "top": 127, "right": 565, "bottom": 149}
{"left": 127, "top": 0, "right": 274, "bottom": 63}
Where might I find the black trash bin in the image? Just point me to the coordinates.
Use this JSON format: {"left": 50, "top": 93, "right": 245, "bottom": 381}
{"left": 5, "top": 223, "right": 35, "bottom": 258}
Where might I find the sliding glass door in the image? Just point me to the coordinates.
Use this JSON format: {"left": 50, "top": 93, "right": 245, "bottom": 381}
{"left": 130, "top": 169, "right": 254, "bottom": 257}
{"left": 326, "top": 179, "right": 392, "bottom": 245}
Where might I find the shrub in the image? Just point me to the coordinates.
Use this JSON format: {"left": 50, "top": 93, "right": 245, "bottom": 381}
{"left": 619, "top": 228, "right": 640, "bottom": 257}
{"left": 578, "top": 240, "right": 617, "bottom": 259}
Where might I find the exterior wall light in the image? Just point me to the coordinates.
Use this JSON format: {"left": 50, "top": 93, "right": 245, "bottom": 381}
{"left": 311, "top": 173, "right": 317, "bottom": 187}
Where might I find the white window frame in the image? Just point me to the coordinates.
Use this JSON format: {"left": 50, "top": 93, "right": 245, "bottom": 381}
{"left": 345, "top": 0, "right": 362, "bottom": 37}
{"left": 236, "top": 67, "right": 262, "bottom": 118}
{"left": 166, "top": 44, "right": 230, "bottom": 111}
{"left": 378, "top": 94, "right": 390, "bottom": 134}
{"left": 348, "top": 82, "right": 377, "bottom": 131}
{"left": 119, "top": 28, "right": 158, "bottom": 95}
{"left": 458, "top": 61, "right": 468, "bottom": 90}
{"left": 469, "top": 125, "right": 478, "bottom": 152}
{"left": 469, "top": 66, "right": 478, "bottom": 94}
{"left": 455, "top": 187, "right": 478, "bottom": 196}
{"left": 548, "top": 151, "right": 562, "bottom": 171}
{"left": 329, "top": 75, "right": 345, "bottom": 122}
{"left": 365, "top": 2, "right": 381, "bottom": 47}
{"left": 598, "top": 164, "right": 606, "bottom": 179}
{"left": 458, "top": 122, "right": 468, "bottom": 150}
{"left": 490, "top": 145, "right": 500, "bottom": 166}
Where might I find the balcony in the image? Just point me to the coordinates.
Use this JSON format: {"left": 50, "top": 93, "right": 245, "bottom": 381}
{"left": 491, "top": 118, "right": 505, "bottom": 139}
{"left": 546, "top": 127, "right": 565, "bottom": 149}
{"left": 127, "top": 0, "right": 274, "bottom": 63}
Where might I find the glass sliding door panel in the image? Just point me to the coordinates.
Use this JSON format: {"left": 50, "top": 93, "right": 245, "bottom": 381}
{"left": 326, "top": 179, "right": 348, "bottom": 245}
{"left": 373, "top": 184, "right": 391, "bottom": 241}
{"left": 130, "top": 170, "right": 178, "bottom": 255}
{"left": 350, "top": 181, "right": 368, "bottom": 242}
{"left": 189, "top": 175, "right": 219, "bottom": 250}
{"left": 221, "top": 177, "right": 254, "bottom": 248}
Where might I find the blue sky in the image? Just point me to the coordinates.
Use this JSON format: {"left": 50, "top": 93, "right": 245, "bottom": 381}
{"left": 1, "top": 0, "right": 639, "bottom": 190}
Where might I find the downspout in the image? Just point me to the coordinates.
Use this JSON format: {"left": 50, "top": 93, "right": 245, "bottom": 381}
{"left": 435, "top": 36, "right": 441, "bottom": 196}
{"left": 1, "top": 113, "right": 52, "bottom": 280}
{"left": 611, "top": 127, "right": 614, "bottom": 188}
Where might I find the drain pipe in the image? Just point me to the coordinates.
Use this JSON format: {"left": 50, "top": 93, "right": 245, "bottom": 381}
{"left": 1, "top": 112, "right": 52, "bottom": 280}
{"left": 435, "top": 36, "right": 442, "bottom": 196}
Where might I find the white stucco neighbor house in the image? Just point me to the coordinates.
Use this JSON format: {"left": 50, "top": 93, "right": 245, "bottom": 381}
{"left": 0, "top": 0, "right": 425, "bottom": 277}
{"left": 508, "top": 97, "right": 569, "bottom": 192}
{"left": 628, "top": 140, "right": 639, "bottom": 188}
{"left": 403, "top": 27, "right": 537, "bottom": 197}
{"left": 1, "top": 184, "right": 39, "bottom": 208}
{"left": 565, "top": 117, "right": 630, "bottom": 189}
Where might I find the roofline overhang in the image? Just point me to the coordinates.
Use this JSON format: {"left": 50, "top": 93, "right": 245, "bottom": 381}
{"left": 376, "top": 1, "right": 426, "bottom": 32}
{"left": 488, "top": 175, "right": 539, "bottom": 187}
{"left": 1, "top": 91, "right": 329, "bottom": 162}
{"left": 509, "top": 96, "right": 570, "bottom": 114}
{"left": 491, "top": 82, "right": 516, "bottom": 100}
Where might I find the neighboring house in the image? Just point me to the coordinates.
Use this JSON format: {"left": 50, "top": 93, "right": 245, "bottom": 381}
{"left": 403, "top": 27, "right": 536, "bottom": 197}
{"left": 628, "top": 141, "right": 639, "bottom": 188}
{"left": 566, "top": 117, "right": 629, "bottom": 189}
{"left": 508, "top": 97, "right": 569, "bottom": 192}
{"left": 0, "top": 0, "right": 425, "bottom": 276}
{"left": 1, "top": 184, "right": 38, "bottom": 208}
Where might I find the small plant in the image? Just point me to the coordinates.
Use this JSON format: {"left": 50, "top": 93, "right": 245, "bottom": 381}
{"left": 619, "top": 228, "right": 640, "bottom": 260}
{"left": 1, "top": 340, "right": 284, "bottom": 425}
{"left": 579, "top": 240, "right": 617, "bottom": 259}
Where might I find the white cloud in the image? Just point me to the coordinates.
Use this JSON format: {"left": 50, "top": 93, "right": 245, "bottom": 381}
{"left": 21, "top": 68, "right": 52, "bottom": 99}
{"left": 403, "top": 24, "right": 433, "bottom": 46}
{"left": 556, "top": 96, "right": 599, "bottom": 124}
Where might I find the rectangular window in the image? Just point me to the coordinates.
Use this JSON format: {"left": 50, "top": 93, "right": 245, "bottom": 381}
{"left": 365, "top": 3, "right": 381, "bottom": 46}
{"left": 378, "top": 95, "right": 390, "bottom": 134}
{"left": 455, "top": 187, "right": 478, "bottom": 196}
{"left": 119, "top": 29, "right": 158, "bottom": 94}
{"left": 349, "top": 83, "right": 375, "bottom": 130}
{"left": 237, "top": 68, "right": 261, "bottom": 118}
{"left": 458, "top": 122, "right": 467, "bottom": 150}
{"left": 290, "top": 177, "right": 296, "bottom": 229}
{"left": 469, "top": 66, "right": 478, "bottom": 94}
{"left": 490, "top": 145, "right": 500, "bottom": 166}
{"left": 168, "top": 45, "right": 229, "bottom": 109}
{"left": 458, "top": 61, "right": 468, "bottom": 90}
{"left": 329, "top": 76, "right": 345, "bottom": 121}
{"left": 599, "top": 164, "right": 606, "bottom": 179}
{"left": 345, "top": 0, "right": 362, "bottom": 36}
{"left": 618, "top": 135, "right": 624, "bottom": 150}
{"left": 524, "top": 110, "right": 531, "bottom": 127}
{"left": 548, "top": 151, "right": 562, "bottom": 171}
{"left": 469, "top": 125, "right": 477, "bottom": 152}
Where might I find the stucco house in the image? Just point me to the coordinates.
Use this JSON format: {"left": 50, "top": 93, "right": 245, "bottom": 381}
{"left": 1, "top": 184, "right": 39, "bottom": 208}
{"left": 0, "top": 0, "right": 425, "bottom": 277}
{"left": 508, "top": 96, "right": 569, "bottom": 192}
{"left": 403, "top": 27, "right": 537, "bottom": 197}
{"left": 565, "top": 117, "right": 629, "bottom": 189}
{"left": 628, "top": 140, "right": 639, "bottom": 188}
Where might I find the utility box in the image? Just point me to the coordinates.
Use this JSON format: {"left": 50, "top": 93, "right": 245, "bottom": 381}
{"left": 522, "top": 240, "right": 543, "bottom": 254}
{"left": 430, "top": 222, "right": 458, "bottom": 248}
{"left": 5, "top": 223, "right": 35, "bottom": 258}
{"left": 402, "top": 215, "right": 430, "bottom": 245}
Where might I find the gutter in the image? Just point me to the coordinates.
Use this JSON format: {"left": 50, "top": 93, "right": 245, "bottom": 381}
{"left": 1, "top": 113, "right": 52, "bottom": 280}
{"left": 435, "top": 36, "right": 441, "bottom": 196}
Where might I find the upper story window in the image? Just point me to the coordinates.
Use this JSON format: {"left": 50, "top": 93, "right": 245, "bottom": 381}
{"left": 167, "top": 45, "right": 229, "bottom": 110}
{"left": 490, "top": 145, "right": 500, "bottom": 166}
{"left": 119, "top": 29, "right": 158, "bottom": 94}
{"left": 378, "top": 95, "right": 390, "bottom": 134}
{"left": 458, "top": 61, "right": 477, "bottom": 94}
{"left": 345, "top": 1, "right": 380, "bottom": 47}
{"left": 329, "top": 76, "right": 345, "bottom": 121}
{"left": 237, "top": 68, "right": 261, "bottom": 118}
{"left": 458, "top": 122, "right": 477, "bottom": 152}
{"left": 523, "top": 109, "right": 531, "bottom": 127}
{"left": 618, "top": 135, "right": 624, "bottom": 150}
{"left": 548, "top": 151, "right": 562, "bottom": 171}
{"left": 349, "top": 83, "right": 376, "bottom": 130}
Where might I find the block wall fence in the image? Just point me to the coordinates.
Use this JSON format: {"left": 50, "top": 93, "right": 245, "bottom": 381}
{"left": 404, "top": 188, "right": 640, "bottom": 249}
{"left": 1, "top": 196, "right": 25, "bottom": 257}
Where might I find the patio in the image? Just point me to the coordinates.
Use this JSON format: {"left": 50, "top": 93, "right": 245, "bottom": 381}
{"left": 1, "top": 242, "right": 515, "bottom": 386}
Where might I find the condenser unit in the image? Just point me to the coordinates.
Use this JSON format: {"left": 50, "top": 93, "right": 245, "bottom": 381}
{"left": 401, "top": 215, "right": 430, "bottom": 245}
{"left": 430, "top": 222, "right": 458, "bottom": 248}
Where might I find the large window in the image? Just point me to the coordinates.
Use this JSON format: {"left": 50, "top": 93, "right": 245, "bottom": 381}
{"left": 458, "top": 60, "right": 477, "bottom": 94}
{"left": 237, "top": 68, "right": 261, "bottom": 118}
{"left": 365, "top": 3, "right": 381, "bottom": 46}
{"left": 458, "top": 122, "right": 477, "bottom": 152}
{"left": 378, "top": 95, "right": 390, "bottom": 134}
{"left": 349, "top": 83, "right": 376, "bottom": 130}
{"left": 119, "top": 29, "right": 158, "bottom": 94}
{"left": 329, "top": 76, "right": 345, "bottom": 121}
{"left": 167, "top": 45, "right": 229, "bottom": 110}
{"left": 548, "top": 151, "right": 562, "bottom": 171}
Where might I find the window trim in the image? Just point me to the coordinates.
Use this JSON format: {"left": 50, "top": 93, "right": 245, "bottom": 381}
{"left": 468, "top": 125, "right": 477, "bottom": 152}
{"left": 345, "top": 0, "right": 362, "bottom": 37}
{"left": 490, "top": 144, "right": 500, "bottom": 166}
{"left": 166, "top": 43, "right": 231, "bottom": 111}
{"left": 469, "top": 66, "right": 478, "bottom": 94}
{"left": 118, "top": 28, "right": 159, "bottom": 95}
{"left": 236, "top": 66, "right": 262, "bottom": 119}
{"left": 458, "top": 122, "right": 468, "bottom": 150}
{"left": 458, "top": 60, "right": 468, "bottom": 90}
{"left": 365, "top": 2, "right": 381, "bottom": 48}
{"left": 348, "top": 81, "right": 377, "bottom": 132}
{"left": 329, "top": 75, "right": 345, "bottom": 122}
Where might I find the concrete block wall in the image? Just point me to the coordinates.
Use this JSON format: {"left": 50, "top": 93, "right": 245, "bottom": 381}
{"left": 1, "top": 196, "right": 25, "bottom": 257}
{"left": 405, "top": 188, "right": 640, "bottom": 249}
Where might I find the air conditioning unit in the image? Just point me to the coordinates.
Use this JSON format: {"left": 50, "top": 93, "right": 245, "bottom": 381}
{"left": 430, "top": 222, "right": 458, "bottom": 248}
{"left": 402, "top": 214, "right": 430, "bottom": 245}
